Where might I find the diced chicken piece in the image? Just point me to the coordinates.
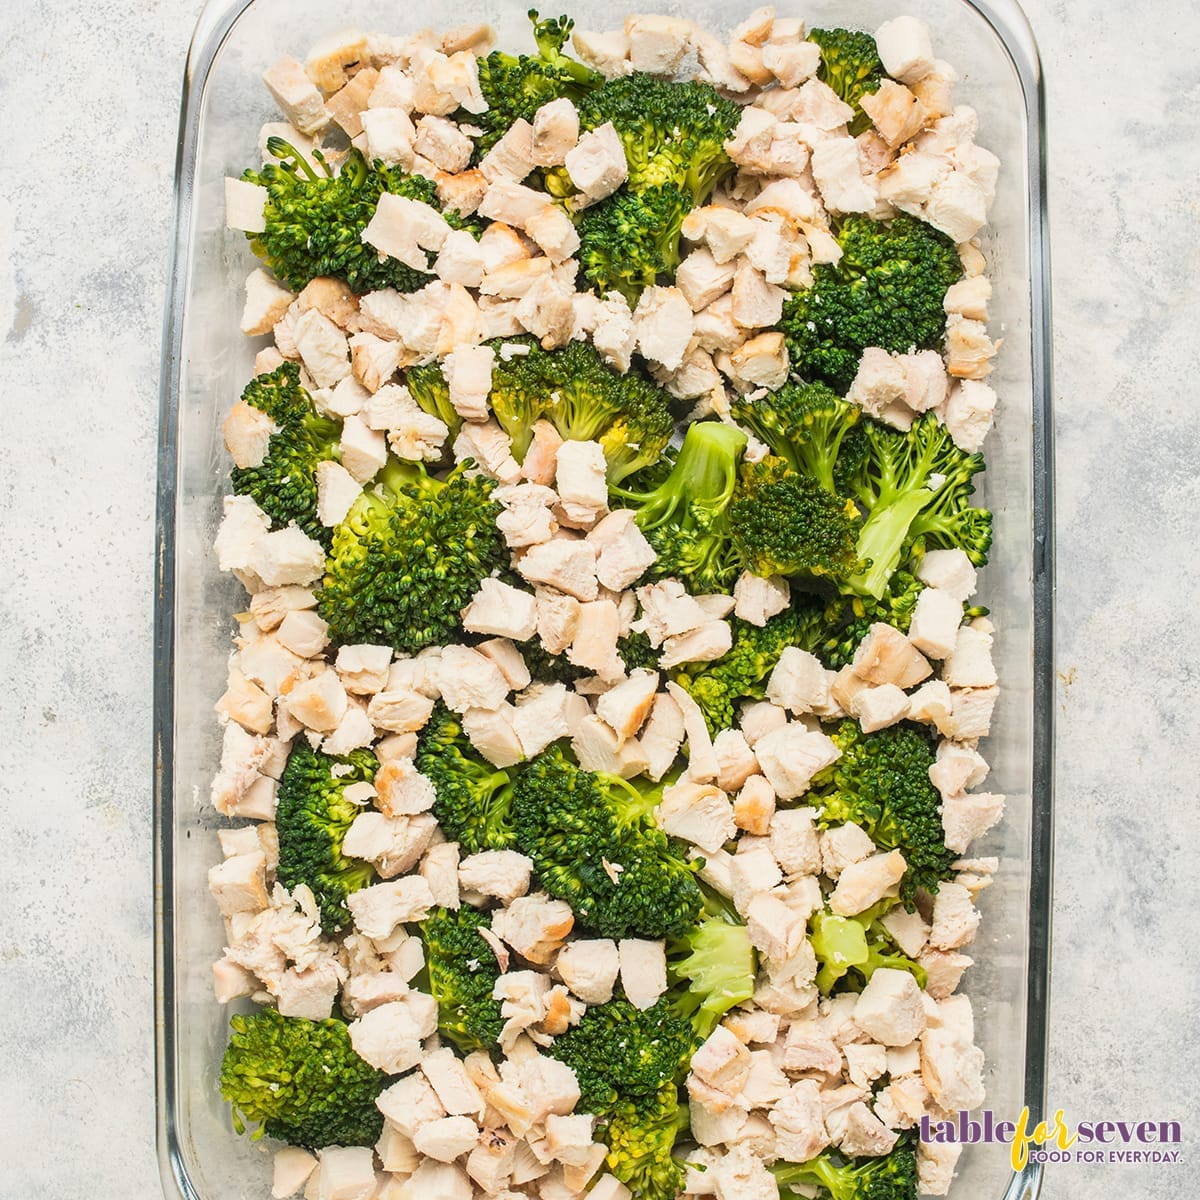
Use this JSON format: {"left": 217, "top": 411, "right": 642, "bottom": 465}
{"left": 850, "top": 682, "right": 912, "bottom": 732}
{"left": 325, "top": 66, "right": 380, "bottom": 139}
{"left": 819, "top": 821, "right": 876, "bottom": 880}
{"left": 263, "top": 56, "right": 331, "bottom": 133}
{"left": 291, "top": 308, "right": 349, "bottom": 389}
{"left": 437, "top": 644, "right": 511, "bottom": 713}
{"left": 454, "top": 419, "right": 521, "bottom": 485}
{"left": 770, "top": 1080, "right": 831, "bottom": 1164}
{"left": 753, "top": 725, "right": 840, "bottom": 800}
{"left": 874, "top": 16, "right": 936, "bottom": 84}
{"left": 634, "top": 580, "right": 707, "bottom": 646}
{"left": 943, "top": 378, "right": 998, "bottom": 452}
{"left": 532, "top": 589, "right": 580, "bottom": 655}
{"left": 810, "top": 139, "right": 877, "bottom": 213}
{"left": 591, "top": 291, "right": 637, "bottom": 372}
{"left": 620, "top": 13, "right": 689, "bottom": 73}
{"left": 618, "top": 939, "right": 668, "bottom": 1010}
{"left": 480, "top": 118, "right": 536, "bottom": 182}
{"left": 216, "top": 664, "right": 274, "bottom": 734}
{"left": 418, "top": 842, "right": 461, "bottom": 913}
{"left": 917, "top": 549, "right": 978, "bottom": 602}
{"left": 346, "top": 874, "right": 436, "bottom": 938}
{"left": 730, "top": 573, "right": 789, "bottom": 629}
{"left": 920, "top": 1027, "right": 985, "bottom": 1111}
{"left": 593, "top": 669, "right": 658, "bottom": 744}
{"left": 730, "top": 259, "right": 787, "bottom": 330}
{"left": 665, "top": 681, "right": 719, "bottom": 782}
{"left": 413, "top": 1115, "right": 480, "bottom": 1164}
{"left": 272, "top": 1146, "right": 318, "bottom": 1199}
{"left": 275, "top": 609, "right": 330, "bottom": 660}
{"left": 347, "top": 994, "right": 436, "bottom": 1074}
{"left": 632, "top": 285, "right": 693, "bottom": 372}
{"left": 586, "top": 509, "right": 656, "bottom": 592}
{"left": 723, "top": 330, "right": 789, "bottom": 391}
{"left": 764, "top": 647, "right": 830, "bottom": 716}
{"left": 461, "top": 578, "right": 539, "bottom": 643}
{"left": 881, "top": 906, "right": 931, "bottom": 959}
{"left": 314, "top": 1145, "right": 377, "bottom": 1200}
{"left": 507, "top": 681, "right": 570, "bottom": 760}
{"left": 571, "top": 28, "right": 632, "bottom": 77}
{"left": 737, "top": 700, "right": 786, "bottom": 750}
{"left": 860, "top": 79, "right": 926, "bottom": 149}
{"left": 441, "top": 343, "right": 494, "bottom": 422}
{"left": 928, "top": 882, "right": 981, "bottom": 950}
{"left": 906, "top": 587, "right": 964, "bottom": 660}
{"left": 416, "top": 1046, "right": 483, "bottom": 1119}
{"left": 518, "top": 537, "right": 599, "bottom": 601}
{"left": 240, "top": 268, "right": 295, "bottom": 338}
{"left": 338, "top": 414, "right": 388, "bottom": 484}
{"left": 555, "top": 938, "right": 620, "bottom": 1005}
{"left": 462, "top": 704, "right": 525, "bottom": 768}
{"left": 828, "top": 849, "right": 907, "bottom": 916}
{"left": 459, "top": 850, "right": 534, "bottom": 904}
{"left": 926, "top": 172, "right": 988, "bottom": 244}
{"left": 943, "top": 625, "right": 997, "bottom": 688}
{"left": 567, "top": 599, "right": 624, "bottom": 679}
{"left": 530, "top": 96, "right": 580, "bottom": 168}
{"left": 920, "top": 949, "right": 974, "bottom": 999}
{"left": 940, "top": 791, "right": 1004, "bottom": 854}
{"left": 415, "top": 115, "right": 473, "bottom": 173}
{"left": 367, "top": 687, "right": 436, "bottom": 735}
{"left": 713, "top": 729, "right": 758, "bottom": 794}
{"left": 944, "top": 274, "right": 992, "bottom": 322}
{"left": 917, "top": 1141, "right": 963, "bottom": 1197}
{"left": 945, "top": 685, "right": 998, "bottom": 740}
{"left": 657, "top": 780, "right": 736, "bottom": 853}
{"left": 343, "top": 810, "right": 438, "bottom": 879}
{"left": 745, "top": 892, "right": 809, "bottom": 970}
{"left": 476, "top": 638, "right": 531, "bottom": 693}
{"left": 526, "top": 204, "right": 581, "bottom": 263}
{"left": 838, "top": 1101, "right": 899, "bottom": 1157}
{"left": 349, "top": 332, "right": 400, "bottom": 394}
{"left": 725, "top": 105, "right": 777, "bottom": 168}
{"left": 691, "top": 1024, "right": 753, "bottom": 1099}
{"left": 660, "top": 620, "right": 733, "bottom": 669}
{"left": 853, "top": 967, "right": 927, "bottom": 1045}
{"left": 361, "top": 106, "right": 416, "bottom": 168}
{"left": 376, "top": 1071, "right": 447, "bottom": 1138}
{"left": 285, "top": 668, "right": 349, "bottom": 733}
{"left": 571, "top": 713, "right": 650, "bottom": 778}
{"left": 555, "top": 440, "right": 608, "bottom": 526}
{"left": 209, "top": 851, "right": 270, "bottom": 917}
{"left": 851, "top": 623, "right": 932, "bottom": 688}
{"left": 640, "top": 692, "right": 686, "bottom": 782}
{"left": 929, "top": 741, "right": 989, "bottom": 798}
{"left": 491, "top": 893, "right": 575, "bottom": 964}
{"left": 676, "top": 248, "right": 736, "bottom": 312}
{"left": 494, "top": 483, "right": 558, "bottom": 549}
{"left": 565, "top": 121, "right": 628, "bottom": 200}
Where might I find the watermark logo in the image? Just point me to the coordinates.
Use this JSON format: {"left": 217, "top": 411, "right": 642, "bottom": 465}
{"left": 919, "top": 1108, "right": 1183, "bottom": 1169}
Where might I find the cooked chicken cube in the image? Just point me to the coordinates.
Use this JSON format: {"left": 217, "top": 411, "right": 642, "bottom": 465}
{"left": 770, "top": 1079, "right": 831, "bottom": 1164}
{"left": 765, "top": 647, "right": 831, "bottom": 715}
{"left": 838, "top": 1101, "right": 899, "bottom": 1157}
{"left": 853, "top": 966, "right": 927, "bottom": 1046}
{"left": 565, "top": 121, "right": 628, "bottom": 199}
{"left": 518, "top": 537, "right": 600, "bottom": 601}
{"left": 639, "top": 691, "right": 686, "bottom": 781}
{"left": 437, "top": 644, "right": 512, "bottom": 713}
{"left": 657, "top": 780, "right": 736, "bottom": 853}
{"left": 676, "top": 248, "right": 737, "bottom": 311}
{"left": 943, "top": 378, "right": 998, "bottom": 452}
{"left": 660, "top": 620, "right": 733, "bottom": 669}
{"left": 347, "top": 994, "right": 436, "bottom": 1074}
{"left": 851, "top": 623, "right": 933, "bottom": 689}
{"left": 943, "top": 624, "right": 998, "bottom": 688}
{"left": 828, "top": 849, "right": 907, "bottom": 916}
{"left": 861, "top": 79, "right": 926, "bottom": 148}
{"left": 850, "top": 682, "right": 912, "bottom": 732}
{"left": 555, "top": 938, "right": 620, "bottom": 1005}
{"left": 209, "top": 851, "right": 270, "bottom": 917}
{"left": 732, "top": 571, "right": 789, "bottom": 627}
{"left": 664, "top": 682, "right": 719, "bottom": 782}
{"left": 920, "top": 1026, "right": 985, "bottom": 1112}
{"left": 618, "top": 938, "right": 668, "bottom": 1010}
{"left": 940, "top": 791, "right": 1004, "bottom": 854}
{"left": 461, "top": 578, "right": 539, "bottom": 643}
{"left": 874, "top": 15, "right": 936, "bottom": 83}
{"left": 916, "top": 548, "right": 978, "bottom": 600}
{"left": 555, "top": 440, "right": 609, "bottom": 525}
{"left": 459, "top": 850, "right": 534, "bottom": 904}
{"left": 632, "top": 285, "right": 694, "bottom": 372}
{"left": 752, "top": 725, "right": 841, "bottom": 799}
{"left": 928, "top": 881, "right": 981, "bottom": 950}
{"left": 462, "top": 704, "right": 525, "bottom": 768}
{"left": 346, "top": 874, "right": 436, "bottom": 938}
{"left": 480, "top": 118, "right": 536, "bottom": 182}
{"left": 490, "top": 893, "right": 575, "bottom": 964}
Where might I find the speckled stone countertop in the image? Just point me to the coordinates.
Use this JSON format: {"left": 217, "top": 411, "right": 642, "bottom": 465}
{"left": 1, "top": 2, "right": 1196, "bottom": 1197}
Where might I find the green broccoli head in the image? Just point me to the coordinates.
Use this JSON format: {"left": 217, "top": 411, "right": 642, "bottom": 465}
{"left": 416, "top": 704, "right": 518, "bottom": 853}
{"left": 243, "top": 142, "right": 449, "bottom": 293}
{"left": 774, "top": 1142, "right": 920, "bottom": 1200}
{"left": 220, "top": 1008, "right": 387, "bottom": 1148}
{"left": 603, "top": 1084, "right": 689, "bottom": 1200}
{"left": 576, "top": 182, "right": 695, "bottom": 304}
{"left": 672, "top": 603, "right": 827, "bottom": 736}
{"left": 404, "top": 359, "right": 463, "bottom": 442}
{"left": 779, "top": 214, "right": 963, "bottom": 394}
{"left": 229, "top": 362, "right": 341, "bottom": 546}
{"left": 275, "top": 741, "right": 378, "bottom": 934}
{"left": 809, "top": 900, "right": 927, "bottom": 995}
{"left": 511, "top": 746, "right": 704, "bottom": 939}
{"left": 420, "top": 906, "right": 506, "bottom": 1052}
{"left": 811, "top": 720, "right": 956, "bottom": 904}
{"left": 487, "top": 337, "right": 675, "bottom": 479}
{"left": 473, "top": 10, "right": 601, "bottom": 155}
{"left": 842, "top": 412, "right": 991, "bottom": 599}
{"left": 730, "top": 457, "right": 865, "bottom": 589}
{"left": 577, "top": 73, "right": 741, "bottom": 199}
{"left": 732, "top": 382, "right": 866, "bottom": 497}
{"left": 612, "top": 420, "right": 749, "bottom": 596}
{"left": 807, "top": 28, "right": 887, "bottom": 137}
{"left": 316, "top": 457, "right": 506, "bottom": 653}
{"left": 666, "top": 888, "right": 757, "bottom": 1044}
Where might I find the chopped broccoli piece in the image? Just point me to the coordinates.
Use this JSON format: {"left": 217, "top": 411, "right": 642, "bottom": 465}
{"left": 807, "top": 28, "right": 887, "bottom": 137}
{"left": 473, "top": 11, "right": 601, "bottom": 155}
{"left": 510, "top": 746, "right": 703, "bottom": 939}
{"left": 317, "top": 457, "right": 506, "bottom": 653}
{"left": 774, "top": 1142, "right": 920, "bottom": 1200}
{"left": 404, "top": 359, "right": 463, "bottom": 442}
{"left": 420, "top": 906, "right": 506, "bottom": 1052}
{"left": 243, "top": 142, "right": 454, "bottom": 293}
{"left": 416, "top": 704, "right": 518, "bottom": 853}
{"left": 603, "top": 1084, "right": 689, "bottom": 1200}
{"left": 810, "top": 720, "right": 956, "bottom": 904}
{"left": 229, "top": 362, "right": 341, "bottom": 547}
{"left": 816, "top": 570, "right": 925, "bottom": 668}
{"left": 779, "top": 214, "right": 963, "bottom": 394}
{"left": 221, "top": 1008, "right": 387, "bottom": 1148}
{"left": 274, "top": 741, "right": 378, "bottom": 934}
{"left": 809, "top": 900, "right": 927, "bottom": 994}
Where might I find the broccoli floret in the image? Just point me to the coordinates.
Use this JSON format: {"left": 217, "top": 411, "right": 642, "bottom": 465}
{"left": 810, "top": 720, "right": 955, "bottom": 904}
{"left": 416, "top": 704, "right": 518, "bottom": 853}
{"left": 807, "top": 28, "right": 886, "bottom": 137}
{"left": 487, "top": 337, "right": 675, "bottom": 479}
{"left": 229, "top": 363, "right": 341, "bottom": 546}
{"left": 809, "top": 900, "right": 927, "bottom": 995}
{"left": 672, "top": 603, "right": 827, "bottom": 735}
{"left": 511, "top": 746, "right": 703, "bottom": 939}
{"left": 666, "top": 888, "right": 757, "bottom": 1044}
{"left": 774, "top": 1143, "right": 919, "bottom": 1200}
{"left": 576, "top": 182, "right": 695, "bottom": 305}
{"left": 566, "top": 73, "right": 741, "bottom": 300}
{"left": 842, "top": 413, "right": 991, "bottom": 599}
{"left": 317, "top": 457, "right": 506, "bottom": 653}
{"left": 404, "top": 359, "right": 463, "bottom": 442}
{"left": 243, "top": 142, "right": 453, "bottom": 293}
{"left": 817, "top": 570, "right": 925, "bottom": 667}
{"left": 420, "top": 906, "right": 506, "bottom": 1052}
{"left": 779, "top": 214, "right": 963, "bottom": 394}
{"left": 612, "top": 421, "right": 748, "bottom": 595}
{"left": 732, "top": 382, "right": 866, "bottom": 497}
{"left": 473, "top": 11, "right": 601, "bottom": 155}
{"left": 220, "top": 1008, "right": 387, "bottom": 1148}
{"left": 730, "top": 457, "right": 865, "bottom": 589}
{"left": 275, "top": 742, "right": 378, "bottom": 934}
{"left": 604, "top": 1084, "right": 690, "bottom": 1200}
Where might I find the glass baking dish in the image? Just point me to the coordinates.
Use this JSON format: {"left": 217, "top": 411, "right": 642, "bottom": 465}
{"left": 153, "top": 1, "right": 1054, "bottom": 1196}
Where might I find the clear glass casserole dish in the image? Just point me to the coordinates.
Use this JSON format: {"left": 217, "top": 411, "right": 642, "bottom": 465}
{"left": 153, "top": 2, "right": 1055, "bottom": 1196}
